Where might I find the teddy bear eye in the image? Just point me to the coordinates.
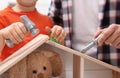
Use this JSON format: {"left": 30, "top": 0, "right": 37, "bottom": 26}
{"left": 33, "top": 70, "right": 37, "bottom": 74}
{"left": 43, "top": 66, "right": 47, "bottom": 70}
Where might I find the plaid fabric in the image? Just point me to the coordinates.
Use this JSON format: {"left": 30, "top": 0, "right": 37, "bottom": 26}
{"left": 48, "top": 0, "right": 120, "bottom": 67}
{"left": 98, "top": 0, "right": 106, "bottom": 26}
{"left": 98, "top": 0, "right": 120, "bottom": 67}
{"left": 48, "top": 0, "right": 72, "bottom": 48}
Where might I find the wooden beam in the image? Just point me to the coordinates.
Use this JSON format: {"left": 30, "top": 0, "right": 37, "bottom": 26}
{"left": 80, "top": 58, "right": 84, "bottom": 78}
{"left": 73, "top": 56, "right": 84, "bottom": 78}
{"left": 112, "top": 70, "right": 120, "bottom": 78}
{"left": 73, "top": 55, "right": 80, "bottom": 78}
{"left": 45, "top": 41, "right": 120, "bottom": 73}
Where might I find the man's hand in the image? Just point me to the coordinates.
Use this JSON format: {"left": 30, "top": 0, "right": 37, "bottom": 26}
{"left": 94, "top": 24, "right": 120, "bottom": 48}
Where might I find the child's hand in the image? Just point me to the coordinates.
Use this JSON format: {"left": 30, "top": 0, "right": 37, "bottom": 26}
{"left": 1, "top": 22, "right": 27, "bottom": 44}
{"left": 46, "top": 25, "right": 66, "bottom": 44}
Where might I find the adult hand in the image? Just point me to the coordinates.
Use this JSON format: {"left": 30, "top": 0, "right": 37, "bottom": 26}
{"left": 94, "top": 24, "right": 120, "bottom": 48}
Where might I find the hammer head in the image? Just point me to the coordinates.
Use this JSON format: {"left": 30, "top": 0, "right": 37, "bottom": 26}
{"left": 20, "top": 15, "right": 40, "bottom": 36}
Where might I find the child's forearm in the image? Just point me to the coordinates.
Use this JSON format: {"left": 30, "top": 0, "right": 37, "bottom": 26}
{"left": 0, "top": 46, "right": 4, "bottom": 52}
{"left": 0, "top": 32, "right": 5, "bottom": 52}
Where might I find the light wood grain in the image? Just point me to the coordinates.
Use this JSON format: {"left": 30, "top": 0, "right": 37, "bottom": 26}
{"left": 112, "top": 70, "right": 120, "bottom": 78}
{"left": 73, "top": 55, "right": 80, "bottom": 78}
{"left": 80, "top": 58, "right": 84, "bottom": 78}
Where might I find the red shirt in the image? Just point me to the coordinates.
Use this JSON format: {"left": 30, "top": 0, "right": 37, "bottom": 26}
{"left": 0, "top": 6, "right": 53, "bottom": 61}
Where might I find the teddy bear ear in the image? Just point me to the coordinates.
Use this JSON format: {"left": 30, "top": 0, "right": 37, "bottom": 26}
{"left": 40, "top": 50, "right": 63, "bottom": 77}
{"left": 49, "top": 54, "right": 63, "bottom": 77}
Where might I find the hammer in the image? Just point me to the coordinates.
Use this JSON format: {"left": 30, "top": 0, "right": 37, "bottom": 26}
{"left": 5, "top": 15, "right": 40, "bottom": 48}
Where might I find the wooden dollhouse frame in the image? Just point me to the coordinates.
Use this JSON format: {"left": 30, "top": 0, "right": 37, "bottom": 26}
{"left": 0, "top": 34, "right": 120, "bottom": 78}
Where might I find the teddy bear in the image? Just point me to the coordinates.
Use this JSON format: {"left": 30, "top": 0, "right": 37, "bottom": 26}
{"left": 27, "top": 49, "right": 63, "bottom": 78}
{"left": 9, "top": 49, "right": 63, "bottom": 78}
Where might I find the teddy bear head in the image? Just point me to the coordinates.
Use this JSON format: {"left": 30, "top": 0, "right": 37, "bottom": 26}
{"left": 27, "top": 49, "right": 63, "bottom": 78}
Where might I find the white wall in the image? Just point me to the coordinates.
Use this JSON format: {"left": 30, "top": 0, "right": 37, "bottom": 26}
{"left": 0, "top": 0, "right": 51, "bottom": 15}
{"left": 0, "top": 0, "right": 13, "bottom": 10}
{"left": 56, "top": 51, "right": 112, "bottom": 78}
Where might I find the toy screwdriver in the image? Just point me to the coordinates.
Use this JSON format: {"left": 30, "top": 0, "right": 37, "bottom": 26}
{"left": 50, "top": 36, "right": 60, "bottom": 44}
{"left": 5, "top": 15, "right": 40, "bottom": 48}
{"left": 80, "top": 35, "right": 102, "bottom": 53}
{"left": 46, "top": 27, "right": 60, "bottom": 44}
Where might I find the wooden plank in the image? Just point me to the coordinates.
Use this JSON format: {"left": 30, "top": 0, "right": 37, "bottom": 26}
{"left": 112, "top": 70, "right": 117, "bottom": 78}
{"left": 73, "top": 55, "right": 80, "bottom": 78}
{"left": 45, "top": 41, "right": 120, "bottom": 73}
{"left": 73, "top": 56, "right": 84, "bottom": 78}
{"left": 80, "top": 58, "right": 84, "bottom": 78}
{"left": 112, "top": 70, "right": 120, "bottom": 78}
{"left": 0, "top": 34, "right": 49, "bottom": 75}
